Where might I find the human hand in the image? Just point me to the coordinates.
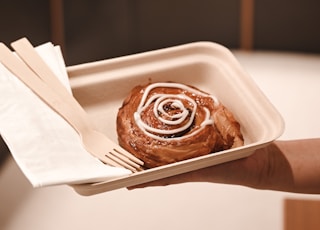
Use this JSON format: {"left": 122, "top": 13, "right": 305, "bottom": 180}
{"left": 130, "top": 142, "right": 292, "bottom": 190}
{"left": 130, "top": 139, "right": 320, "bottom": 194}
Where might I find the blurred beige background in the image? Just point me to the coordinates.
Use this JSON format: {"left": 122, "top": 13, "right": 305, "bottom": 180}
{"left": 1, "top": 0, "right": 319, "bottom": 66}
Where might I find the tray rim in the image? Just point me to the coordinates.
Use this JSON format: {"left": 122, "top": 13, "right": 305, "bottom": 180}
{"left": 67, "top": 41, "right": 285, "bottom": 195}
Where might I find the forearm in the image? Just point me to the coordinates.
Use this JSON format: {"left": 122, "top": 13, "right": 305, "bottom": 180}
{"left": 200, "top": 139, "right": 320, "bottom": 194}
{"left": 267, "top": 139, "right": 320, "bottom": 193}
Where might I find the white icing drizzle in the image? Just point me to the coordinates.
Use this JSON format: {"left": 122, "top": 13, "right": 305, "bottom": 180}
{"left": 134, "top": 82, "right": 218, "bottom": 141}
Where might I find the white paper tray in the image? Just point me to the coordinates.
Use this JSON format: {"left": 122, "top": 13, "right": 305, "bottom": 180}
{"left": 68, "top": 42, "right": 284, "bottom": 195}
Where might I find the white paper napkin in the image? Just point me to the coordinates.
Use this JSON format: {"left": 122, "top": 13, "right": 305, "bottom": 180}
{"left": 0, "top": 42, "right": 131, "bottom": 187}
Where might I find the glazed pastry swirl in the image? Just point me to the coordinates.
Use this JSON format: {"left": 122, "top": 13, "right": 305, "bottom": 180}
{"left": 134, "top": 82, "right": 217, "bottom": 140}
{"left": 117, "top": 82, "right": 244, "bottom": 168}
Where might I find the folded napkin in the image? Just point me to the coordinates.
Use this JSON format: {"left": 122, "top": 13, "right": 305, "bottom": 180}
{"left": 0, "top": 42, "right": 131, "bottom": 187}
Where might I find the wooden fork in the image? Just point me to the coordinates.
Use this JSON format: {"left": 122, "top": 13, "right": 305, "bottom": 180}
{"left": 0, "top": 40, "right": 144, "bottom": 172}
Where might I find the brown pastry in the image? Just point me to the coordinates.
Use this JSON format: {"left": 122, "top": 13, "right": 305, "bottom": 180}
{"left": 116, "top": 82, "right": 244, "bottom": 168}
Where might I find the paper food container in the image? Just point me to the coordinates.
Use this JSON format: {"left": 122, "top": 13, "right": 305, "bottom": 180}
{"left": 68, "top": 42, "right": 284, "bottom": 195}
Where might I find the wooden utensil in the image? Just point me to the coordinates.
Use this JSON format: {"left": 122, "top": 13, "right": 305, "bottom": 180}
{"left": 0, "top": 41, "right": 144, "bottom": 172}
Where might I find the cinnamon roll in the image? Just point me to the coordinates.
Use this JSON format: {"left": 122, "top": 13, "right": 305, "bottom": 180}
{"left": 116, "top": 82, "right": 244, "bottom": 168}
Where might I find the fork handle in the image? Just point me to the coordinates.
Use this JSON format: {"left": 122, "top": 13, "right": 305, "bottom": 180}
{"left": 0, "top": 43, "right": 91, "bottom": 138}
{"left": 11, "top": 38, "right": 94, "bottom": 129}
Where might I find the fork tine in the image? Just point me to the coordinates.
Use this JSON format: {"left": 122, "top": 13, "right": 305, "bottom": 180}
{"left": 106, "top": 152, "right": 140, "bottom": 172}
{"left": 114, "top": 147, "right": 144, "bottom": 165}
{"left": 111, "top": 149, "right": 144, "bottom": 170}
{"left": 103, "top": 138, "right": 144, "bottom": 170}
{"left": 99, "top": 157, "right": 124, "bottom": 169}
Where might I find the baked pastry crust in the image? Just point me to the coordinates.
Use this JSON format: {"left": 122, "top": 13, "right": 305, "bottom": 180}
{"left": 117, "top": 82, "right": 244, "bottom": 168}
